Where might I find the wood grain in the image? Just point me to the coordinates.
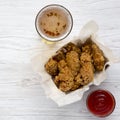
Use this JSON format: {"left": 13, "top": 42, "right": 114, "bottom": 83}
{"left": 0, "top": 0, "right": 120, "bottom": 120}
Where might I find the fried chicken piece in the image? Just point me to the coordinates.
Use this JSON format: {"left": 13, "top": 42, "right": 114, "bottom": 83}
{"left": 72, "top": 52, "right": 94, "bottom": 90}
{"left": 71, "top": 74, "right": 83, "bottom": 90}
{"left": 66, "top": 51, "right": 80, "bottom": 76}
{"left": 45, "top": 58, "right": 58, "bottom": 76}
{"left": 72, "top": 62, "right": 94, "bottom": 90}
{"left": 58, "top": 60, "right": 67, "bottom": 71}
{"left": 82, "top": 38, "right": 106, "bottom": 71}
{"left": 80, "top": 62, "right": 94, "bottom": 85}
{"left": 79, "top": 52, "right": 94, "bottom": 85}
{"left": 92, "top": 44, "right": 105, "bottom": 71}
{"left": 54, "top": 66, "right": 74, "bottom": 92}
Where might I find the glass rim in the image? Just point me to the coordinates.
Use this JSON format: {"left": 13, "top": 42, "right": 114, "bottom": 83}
{"left": 35, "top": 4, "right": 73, "bottom": 42}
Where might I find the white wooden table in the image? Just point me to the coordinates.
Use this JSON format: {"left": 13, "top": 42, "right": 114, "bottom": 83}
{"left": 0, "top": 0, "right": 120, "bottom": 120}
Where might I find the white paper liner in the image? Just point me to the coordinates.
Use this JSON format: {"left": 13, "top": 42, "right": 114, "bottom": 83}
{"left": 31, "top": 21, "right": 120, "bottom": 106}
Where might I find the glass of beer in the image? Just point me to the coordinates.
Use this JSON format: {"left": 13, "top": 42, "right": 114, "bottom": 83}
{"left": 35, "top": 4, "right": 73, "bottom": 43}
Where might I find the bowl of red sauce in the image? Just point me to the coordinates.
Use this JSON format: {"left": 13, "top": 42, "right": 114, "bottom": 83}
{"left": 86, "top": 89, "right": 116, "bottom": 117}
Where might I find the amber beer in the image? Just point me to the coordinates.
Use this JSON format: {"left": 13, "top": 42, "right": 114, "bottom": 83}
{"left": 35, "top": 4, "right": 73, "bottom": 43}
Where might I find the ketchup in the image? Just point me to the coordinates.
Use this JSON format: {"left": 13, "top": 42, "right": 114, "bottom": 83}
{"left": 86, "top": 90, "right": 116, "bottom": 117}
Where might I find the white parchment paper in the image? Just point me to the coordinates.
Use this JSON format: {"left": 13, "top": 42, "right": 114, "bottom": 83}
{"left": 31, "top": 21, "right": 120, "bottom": 106}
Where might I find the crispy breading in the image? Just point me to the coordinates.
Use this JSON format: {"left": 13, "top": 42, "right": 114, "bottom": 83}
{"left": 80, "top": 62, "right": 94, "bottom": 85}
{"left": 71, "top": 74, "right": 83, "bottom": 90}
{"left": 58, "top": 60, "right": 67, "bottom": 71}
{"left": 82, "top": 38, "right": 93, "bottom": 54}
{"left": 66, "top": 51, "right": 80, "bottom": 76}
{"left": 92, "top": 44, "right": 105, "bottom": 71}
{"left": 79, "top": 51, "right": 94, "bottom": 86}
{"left": 82, "top": 45, "right": 91, "bottom": 54}
{"left": 80, "top": 52, "right": 92, "bottom": 63}
{"left": 54, "top": 66, "right": 74, "bottom": 92}
{"left": 45, "top": 58, "right": 58, "bottom": 76}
